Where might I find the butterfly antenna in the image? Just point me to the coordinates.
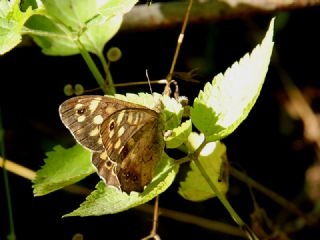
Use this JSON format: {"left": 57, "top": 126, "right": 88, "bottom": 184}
{"left": 146, "top": 69, "right": 153, "bottom": 94}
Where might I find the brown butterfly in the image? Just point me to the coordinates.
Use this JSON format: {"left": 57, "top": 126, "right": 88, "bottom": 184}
{"left": 59, "top": 95, "right": 164, "bottom": 193}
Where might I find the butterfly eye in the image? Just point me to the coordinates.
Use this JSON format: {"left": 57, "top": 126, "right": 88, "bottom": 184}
{"left": 77, "top": 108, "right": 86, "bottom": 115}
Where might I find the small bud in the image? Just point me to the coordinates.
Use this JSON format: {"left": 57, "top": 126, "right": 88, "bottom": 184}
{"left": 63, "top": 84, "right": 73, "bottom": 96}
{"left": 107, "top": 47, "right": 122, "bottom": 62}
{"left": 74, "top": 84, "right": 84, "bottom": 96}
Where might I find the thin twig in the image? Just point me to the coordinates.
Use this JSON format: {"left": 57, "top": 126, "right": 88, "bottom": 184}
{"left": 141, "top": 196, "right": 161, "bottom": 240}
{"left": 136, "top": 203, "right": 247, "bottom": 238}
{"left": 230, "top": 166, "right": 308, "bottom": 221}
{"left": 166, "top": 0, "right": 193, "bottom": 82}
{"left": 0, "top": 109, "right": 16, "bottom": 240}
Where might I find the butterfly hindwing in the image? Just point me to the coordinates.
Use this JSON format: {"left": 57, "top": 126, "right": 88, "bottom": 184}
{"left": 92, "top": 151, "right": 120, "bottom": 189}
{"left": 98, "top": 108, "right": 160, "bottom": 192}
{"left": 118, "top": 120, "right": 163, "bottom": 193}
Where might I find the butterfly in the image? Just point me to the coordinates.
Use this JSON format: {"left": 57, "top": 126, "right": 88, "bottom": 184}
{"left": 59, "top": 95, "right": 164, "bottom": 193}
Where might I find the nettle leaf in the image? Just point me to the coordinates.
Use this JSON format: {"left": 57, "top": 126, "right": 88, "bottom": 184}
{"left": 162, "top": 95, "right": 184, "bottom": 130}
{"left": 64, "top": 153, "right": 178, "bottom": 216}
{"left": 114, "top": 92, "right": 163, "bottom": 109}
{"left": 26, "top": 15, "right": 79, "bottom": 56}
{"left": 79, "top": 14, "right": 122, "bottom": 55}
{"left": 165, "top": 119, "right": 192, "bottom": 149}
{"left": 41, "top": 0, "right": 96, "bottom": 31}
{"left": 0, "top": 0, "right": 33, "bottom": 55}
{"left": 28, "top": 0, "right": 137, "bottom": 56}
{"left": 98, "top": 0, "right": 138, "bottom": 17}
{"left": 191, "top": 18, "right": 274, "bottom": 141}
{"left": 179, "top": 132, "right": 228, "bottom": 201}
{"left": 33, "top": 144, "right": 94, "bottom": 196}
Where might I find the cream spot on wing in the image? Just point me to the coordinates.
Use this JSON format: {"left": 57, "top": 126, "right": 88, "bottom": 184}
{"left": 98, "top": 137, "right": 103, "bottom": 145}
{"left": 116, "top": 111, "right": 125, "bottom": 125}
{"left": 117, "top": 146, "right": 124, "bottom": 154}
{"left": 100, "top": 151, "right": 108, "bottom": 160}
{"left": 132, "top": 114, "right": 140, "bottom": 125}
{"left": 105, "top": 107, "right": 115, "bottom": 115}
{"left": 114, "top": 139, "right": 121, "bottom": 149}
{"left": 77, "top": 115, "right": 86, "bottom": 122}
{"left": 127, "top": 112, "right": 134, "bottom": 124}
{"left": 75, "top": 103, "right": 83, "bottom": 109}
{"left": 93, "top": 115, "right": 103, "bottom": 124}
{"left": 89, "top": 127, "right": 99, "bottom": 136}
{"left": 127, "top": 138, "right": 135, "bottom": 148}
{"left": 109, "top": 129, "right": 115, "bottom": 138}
{"left": 107, "top": 142, "right": 114, "bottom": 151}
{"left": 117, "top": 126, "right": 125, "bottom": 137}
{"left": 89, "top": 99, "right": 100, "bottom": 112}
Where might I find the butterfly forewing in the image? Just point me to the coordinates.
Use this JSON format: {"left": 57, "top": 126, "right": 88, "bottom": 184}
{"left": 59, "top": 95, "right": 164, "bottom": 193}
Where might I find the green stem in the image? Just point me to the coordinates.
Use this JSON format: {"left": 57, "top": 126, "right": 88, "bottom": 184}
{"left": 76, "top": 40, "right": 110, "bottom": 94}
{"left": 97, "top": 53, "right": 116, "bottom": 95}
{"left": 0, "top": 108, "right": 16, "bottom": 240}
{"left": 193, "top": 139, "right": 258, "bottom": 240}
{"left": 24, "top": 26, "right": 115, "bottom": 95}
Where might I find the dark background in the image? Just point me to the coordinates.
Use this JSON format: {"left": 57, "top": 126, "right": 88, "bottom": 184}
{"left": 1, "top": 3, "right": 320, "bottom": 240}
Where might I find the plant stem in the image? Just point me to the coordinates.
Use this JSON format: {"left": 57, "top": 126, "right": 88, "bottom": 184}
{"left": 0, "top": 108, "right": 16, "bottom": 240}
{"left": 193, "top": 139, "right": 258, "bottom": 240}
{"left": 76, "top": 40, "right": 112, "bottom": 95}
{"left": 97, "top": 53, "right": 116, "bottom": 95}
{"left": 167, "top": 0, "right": 193, "bottom": 81}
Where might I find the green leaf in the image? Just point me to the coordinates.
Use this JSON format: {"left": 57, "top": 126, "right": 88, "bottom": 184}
{"left": 26, "top": 15, "right": 79, "bottom": 56}
{"left": 165, "top": 119, "right": 192, "bottom": 149}
{"left": 179, "top": 133, "right": 228, "bottom": 201}
{"left": 64, "top": 153, "right": 178, "bottom": 216}
{"left": 28, "top": 0, "right": 135, "bottom": 56}
{"left": 191, "top": 18, "right": 275, "bottom": 141}
{"left": 41, "top": 0, "right": 96, "bottom": 31}
{"left": 162, "top": 95, "right": 184, "bottom": 130}
{"left": 98, "top": 0, "right": 138, "bottom": 17}
{"left": 79, "top": 14, "right": 122, "bottom": 55}
{"left": 0, "top": 0, "right": 33, "bottom": 55}
{"left": 114, "top": 92, "right": 162, "bottom": 108}
{"left": 33, "top": 144, "right": 94, "bottom": 196}
{"left": 20, "top": 0, "right": 39, "bottom": 11}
